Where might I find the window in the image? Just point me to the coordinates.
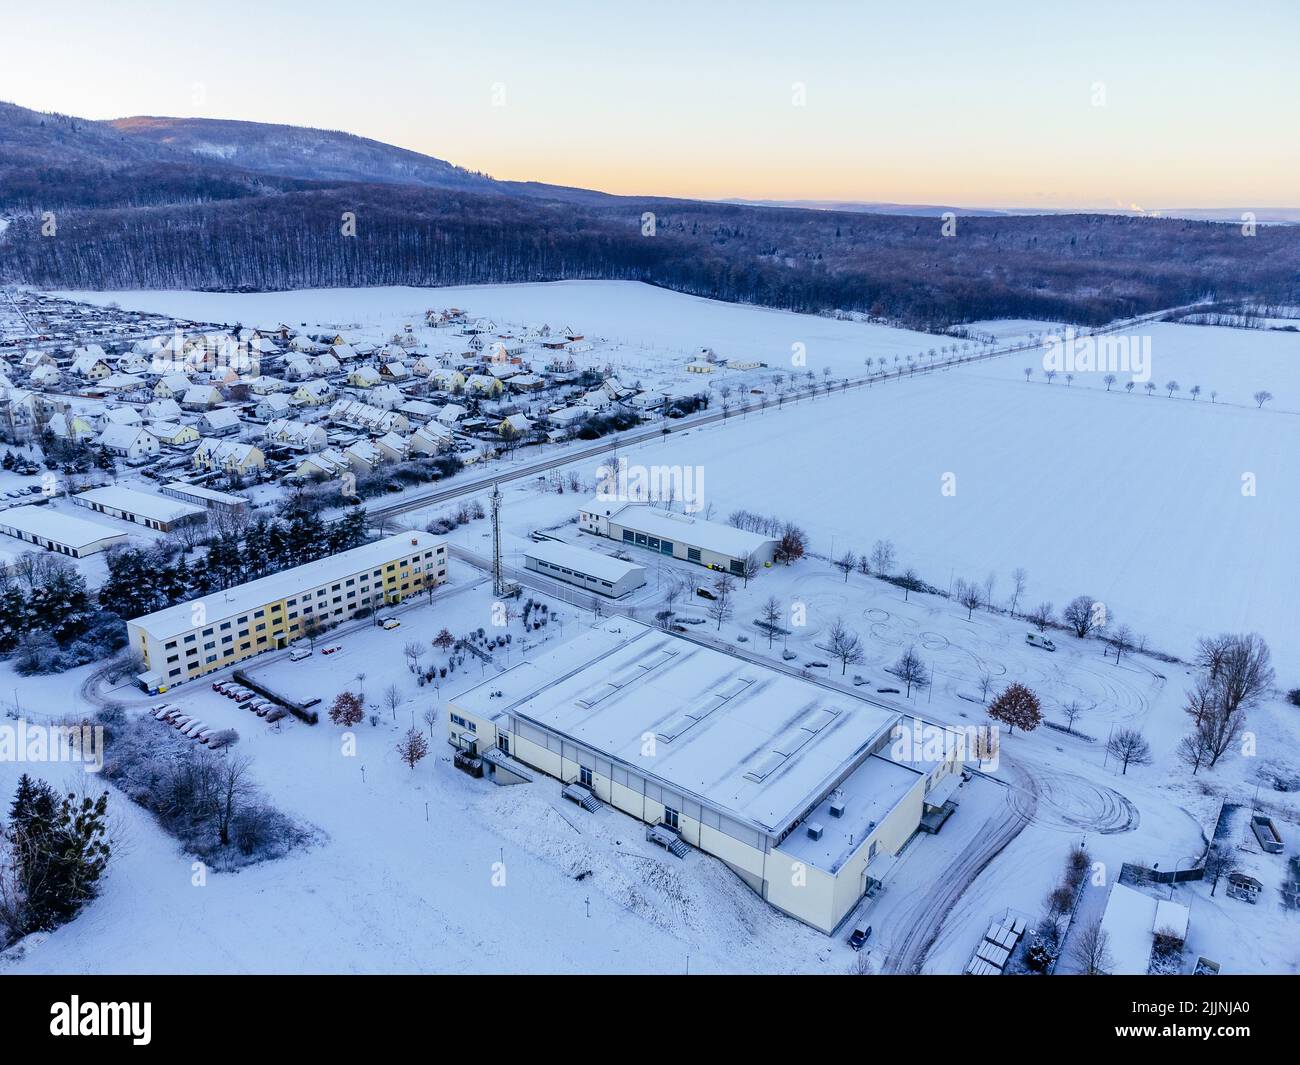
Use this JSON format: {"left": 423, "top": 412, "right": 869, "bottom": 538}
{"left": 622, "top": 530, "right": 633, "bottom": 542}
{"left": 687, "top": 547, "right": 701, "bottom": 562}
{"left": 579, "top": 766, "right": 593, "bottom": 788}
{"left": 497, "top": 734, "right": 510, "bottom": 756}
{"left": 660, "top": 540, "right": 673, "bottom": 555}
{"left": 729, "top": 559, "right": 744, "bottom": 575}
{"left": 663, "top": 806, "right": 680, "bottom": 831}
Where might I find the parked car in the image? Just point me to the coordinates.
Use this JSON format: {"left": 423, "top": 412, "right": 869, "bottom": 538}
{"left": 289, "top": 647, "right": 312, "bottom": 661}
{"left": 381, "top": 618, "right": 401, "bottom": 630}
{"left": 848, "top": 925, "right": 872, "bottom": 951}
{"left": 696, "top": 587, "right": 717, "bottom": 601}
{"left": 1025, "top": 632, "right": 1056, "bottom": 652}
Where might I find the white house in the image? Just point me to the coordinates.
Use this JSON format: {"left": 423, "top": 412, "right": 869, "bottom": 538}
{"left": 97, "top": 425, "right": 162, "bottom": 463}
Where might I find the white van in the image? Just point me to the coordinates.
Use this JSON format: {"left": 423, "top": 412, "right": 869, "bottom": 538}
{"left": 289, "top": 647, "right": 313, "bottom": 661}
{"left": 1025, "top": 632, "right": 1056, "bottom": 652}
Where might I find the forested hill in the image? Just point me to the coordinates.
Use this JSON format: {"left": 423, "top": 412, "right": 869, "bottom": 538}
{"left": 3, "top": 101, "right": 1296, "bottom": 328}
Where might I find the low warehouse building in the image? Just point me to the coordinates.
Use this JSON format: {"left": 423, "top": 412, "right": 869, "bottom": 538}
{"left": 578, "top": 499, "right": 777, "bottom": 576}
{"left": 0, "top": 504, "right": 129, "bottom": 558}
{"left": 523, "top": 540, "right": 646, "bottom": 598}
{"left": 73, "top": 485, "right": 207, "bottom": 532}
{"left": 128, "top": 531, "right": 448, "bottom": 689}
{"left": 160, "top": 481, "right": 248, "bottom": 515}
{"left": 447, "top": 618, "right": 963, "bottom": 934}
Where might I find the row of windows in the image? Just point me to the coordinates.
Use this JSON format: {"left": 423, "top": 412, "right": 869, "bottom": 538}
{"left": 530, "top": 559, "right": 614, "bottom": 589}
{"left": 161, "top": 551, "right": 446, "bottom": 649}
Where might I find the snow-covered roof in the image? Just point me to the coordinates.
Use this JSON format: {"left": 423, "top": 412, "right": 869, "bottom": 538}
{"left": 582, "top": 500, "right": 777, "bottom": 559}
{"left": 129, "top": 531, "right": 445, "bottom": 640}
{"left": 75, "top": 486, "right": 205, "bottom": 524}
{"left": 0, "top": 505, "right": 130, "bottom": 551}
{"left": 523, "top": 540, "right": 646, "bottom": 584}
{"left": 453, "top": 618, "right": 900, "bottom": 836}
{"left": 1099, "top": 883, "right": 1189, "bottom": 975}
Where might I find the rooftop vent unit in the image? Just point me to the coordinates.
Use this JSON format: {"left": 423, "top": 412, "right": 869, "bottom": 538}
{"left": 829, "top": 793, "right": 846, "bottom": 818}
{"left": 806, "top": 822, "right": 825, "bottom": 841}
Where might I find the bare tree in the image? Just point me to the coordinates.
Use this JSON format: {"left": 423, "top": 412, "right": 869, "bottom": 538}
{"left": 1070, "top": 917, "right": 1114, "bottom": 975}
{"left": 760, "top": 596, "right": 783, "bottom": 648}
{"left": 403, "top": 640, "right": 426, "bottom": 673}
{"left": 1027, "top": 601, "right": 1054, "bottom": 633}
{"left": 1195, "top": 633, "right": 1275, "bottom": 719}
{"left": 1106, "top": 728, "right": 1153, "bottom": 774}
{"left": 739, "top": 554, "right": 761, "bottom": 587}
{"left": 382, "top": 683, "right": 402, "bottom": 722}
{"left": 1183, "top": 673, "right": 1245, "bottom": 769}
{"left": 215, "top": 756, "right": 255, "bottom": 848}
{"left": 1062, "top": 595, "right": 1098, "bottom": 638}
{"left": 1176, "top": 724, "right": 1215, "bottom": 775}
{"left": 827, "top": 618, "right": 864, "bottom": 675}
{"left": 1202, "top": 841, "right": 1237, "bottom": 897}
{"left": 1061, "top": 699, "right": 1090, "bottom": 733}
{"left": 706, "top": 578, "right": 735, "bottom": 631}
{"left": 869, "top": 539, "right": 896, "bottom": 578}
{"left": 1253, "top": 390, "right": 1273, "bottom": 409}
{"left": 954, "top": 578, "right": 982, "bottom": 620}
{"left": 893, "top": 645, "right": 929, "bottom": 697}
{"left": 898, "top": 567, "right": 922, "bottom": 601}
{"left": 1008, "top": 567, "right": 1028, "bottom": 616}
{"left": 1106, "top": 623, "right": 1134, "bottom": 664}
{"left": 834, "top": 551, "right": 857, "bottom": 582}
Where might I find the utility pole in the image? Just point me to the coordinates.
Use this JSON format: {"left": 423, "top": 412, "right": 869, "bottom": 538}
{"left": 490, "top": 481, "right": 504, "bottom": 598}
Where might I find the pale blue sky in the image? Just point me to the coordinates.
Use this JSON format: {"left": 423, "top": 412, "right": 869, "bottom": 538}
{"left": 3, "top": 0, "right": 1295, "bottom": 206}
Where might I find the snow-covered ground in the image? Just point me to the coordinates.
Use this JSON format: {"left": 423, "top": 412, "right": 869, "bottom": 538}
{"left": 6, "top": 281, "right": 1295, "bottom": 975}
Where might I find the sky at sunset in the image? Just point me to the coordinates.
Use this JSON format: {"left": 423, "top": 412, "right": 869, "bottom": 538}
{"left": 2, "top": 0, "right": 1295, "bottom": 208}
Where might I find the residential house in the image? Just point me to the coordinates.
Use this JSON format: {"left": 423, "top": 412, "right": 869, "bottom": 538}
{"left": 192, "top": 438, "right": 266, "bottom": 476}
{"left": 97, "top": 425, "right": 162, "bottom": 464}
{"left": 292, "top": 379, "right": 334, "bottom": 406}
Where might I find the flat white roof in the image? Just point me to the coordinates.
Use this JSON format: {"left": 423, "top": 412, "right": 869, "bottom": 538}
{"left": 162, "top": 481, "right": 245, "bottom": 505}
{"left": 524, "top": 540, "right": 646, "bottom": 584}
{"left": 777, "top": 753, "right": 921, "bottom": 873}
{"left": 582, "top": 499, "right": 777, "bottom": 559}
{"left": 1099, "top": 883, "right": 1189, "bottom": 975}
{"left": 129, "top": 531, "right": 445, "bottom": 640}
{"left": 0, "top": 504, "right": 130, "bottom": 550}
{"left": 76, "top": 486, "right": 205, "bottom": 524}
{"left": 454, "top": 618, "right": 899, "bottom": 835}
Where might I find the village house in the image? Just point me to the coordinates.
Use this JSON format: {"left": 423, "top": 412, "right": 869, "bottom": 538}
{"left": 69, "top": 345, "right": 113, "bottom": 379}
{"left": 410, "top": 421, "right": 454, "bottom": 454}
{"left": 145, "top": 397, "right": 183, "bottom": 421}
{"left": 199, "top": 408, "right": 243, "bottom": 436}
{"left": 97, "top": 424, "right": 162, "bottom": 464}
{"left": 292, "top": 379, "right": 334, "bottom": 406}
{"left": 149, "top": 421, "right": 201, "bottom": 447}
{"left": 192, "top": 438, "right": 266, "bottom": 476}
{"left": 255, "top": 393, "right": 293, "bottom": 420}
{"left": 152, "top": 373, "right": 192, "bottom": 400}
{"left": 348, "top": 366, "right": 382, "bottom": 389}
{"left": 262, "top": 418, "right": 327, "bottom": 452}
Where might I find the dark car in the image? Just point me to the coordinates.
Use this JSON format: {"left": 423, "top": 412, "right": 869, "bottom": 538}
{"left": 848, "top": 925, "right": 872, "bottom": 951}
{"left": 696, "top": 587, "right": 717, "bottom": 600}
